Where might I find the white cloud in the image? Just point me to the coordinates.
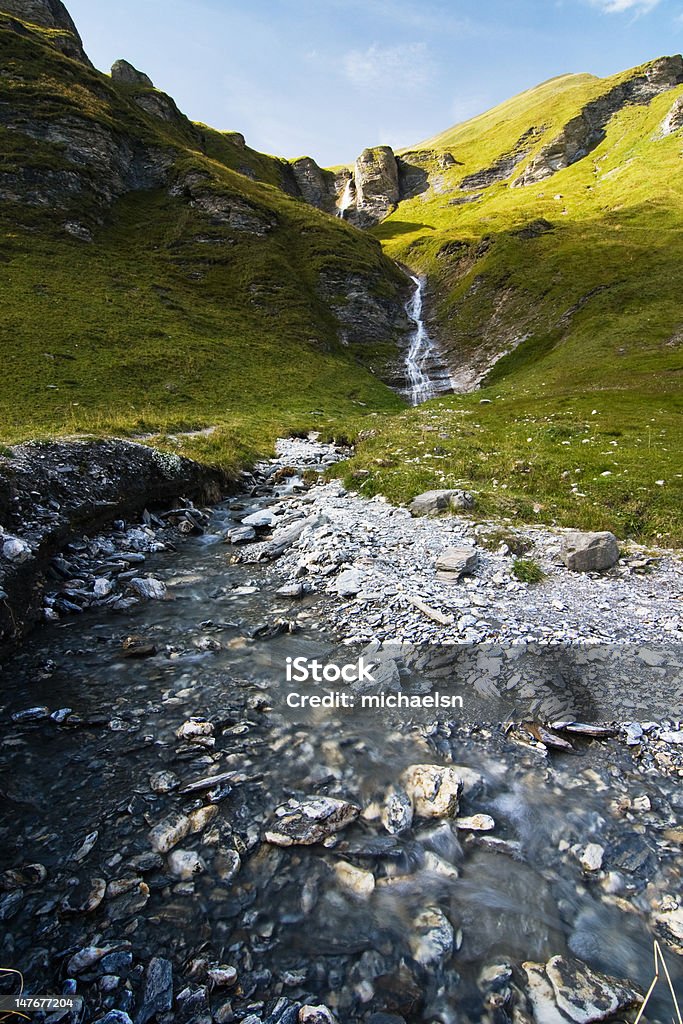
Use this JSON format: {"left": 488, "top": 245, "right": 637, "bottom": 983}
{"left": 589, "top": 0, "right": 661, "bottom": 12}
{"left": 342, "top": 43, "right": 433, "bottom": 92}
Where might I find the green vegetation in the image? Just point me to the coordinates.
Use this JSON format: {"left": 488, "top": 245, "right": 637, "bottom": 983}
{"left": 512, "top": 558, "right": 545, "bottom": 584}
{"left": 0, "top": 16, "right": 405, "bottom": 476}
{"left": 351, "top": 60, "right": 683, "bottom": 544}
{"left": 1, "top": 17, "right": 681, "bottom": 545}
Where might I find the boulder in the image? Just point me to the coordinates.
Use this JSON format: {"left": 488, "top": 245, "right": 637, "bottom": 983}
{"left": 401, "top": 764, "right": 463, "bottom": 818}
{"left": 561, "top": 532, "right": 619, "bottom": 573}
{"left": 435, "top": 546, "right": 479, "bottom": 578}
{"left": 111, "top": 59, "right": 154, "bottom": 88}
{"left": 265, "top": 796, "right": 360, "bottom": 846}
{"left": 409, "top": 489, "right": 474, "bottom": 516}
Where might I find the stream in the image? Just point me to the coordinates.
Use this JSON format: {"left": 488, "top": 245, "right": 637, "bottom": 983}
{"left": 0, "top": 440, "right": 681, "bottom": 1024}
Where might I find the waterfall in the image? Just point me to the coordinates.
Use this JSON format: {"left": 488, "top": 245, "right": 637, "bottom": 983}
{"left": 337, "top": 177, "right": 356, "bottom": 218}
{"left": 404, "top": 274, "right": 453, "bottom": 405}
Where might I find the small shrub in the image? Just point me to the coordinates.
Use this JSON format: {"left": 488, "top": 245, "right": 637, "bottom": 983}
{"left": 512, "top": 558, "right": 545, "bottom": 584}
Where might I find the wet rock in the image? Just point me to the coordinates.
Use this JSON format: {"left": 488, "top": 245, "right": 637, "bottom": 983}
{"left": 524, "top": 955, "right": 641, "bottom": 1023}
{"left": 579, "top": 844, "right": 604, "bottom": 873}
{"left": 435, "top": 546, "right": 479, "bottom": 579}
{"left": 149, "top": 770, "right": 179, "bottom": 794}
{"left": 168, "top": 849, "right": 205, "bottom": 880}
{"left": 265, "top": 796, "right": 360, "bottom": 846}
{"left": 408, "top": 489, "right": 474, "bottom": 516}
{"left": 455, "top": 814, "right": 495, "bottom": 832}
{"left": 67, "top": 945, "right": 120, "bottom": 975}
{"left": 3, "top": 537, "right": 32, "bottom": 563}
{"left": 276, "top": 582, "right": 307, "bottom": 599}
{"left": 561, "top": 532, "right": 619, "bottom": 573}
{"left": 0, "top": 891, "right": 23, "bottom": 920}
{"left": 408, "top": 907, "right": 454, "bottom": 965}
{"left": 176, "top": 718, "right": 215, "bottom": 745}
{"left": 655, "top": 906, "right": 683, "bottom": 953}
{"left": 11, "top": 705, "right": 49, "bottom": 722}
{"left": 129, "top": 576, "right": 167, "bottom": 600}
{"left": 122, "top": 635, "right": 157, "bottom": 658}
{"left": 93, "top": 577, "right": 114, "bottom": 598}
{"left": 207, "top": 965, "right": 238, "bottom": 987}
{"left": 381, "top": 789, "right": 414, "bottom": 835}
{"left": 93, "top": 1012, "right": 133, "bottom": 1024}
{"left": 188, "top": 803, "right": 219, "bottom": 833}
{"left": 61, "top": 876, "right": 106, "bottom": 913}
{"left": 334, "top": 861, "right": 375, "bottom": 898}
{"left": 69, "top": 829, "right": 99, "bottom": 862}
{"left": 137, "top": 957, "right": 173, "bottom": 1024}
{"left": 128, "top": 852, "right": 163, "bottom": 873}
{"left": 227, "top": 525, "right": 256, "bottom": 544}
{"left": 0, "top": 863, "right": 47, "bottom": 889}
{"left": 401, "top": 764, "right": 463, "bottom": 818}
{"left": 149, "top": 812, "right": 191, "bottom": 854}
{"left": 299, "top": 1006, "right": 336, "bottom": 1024}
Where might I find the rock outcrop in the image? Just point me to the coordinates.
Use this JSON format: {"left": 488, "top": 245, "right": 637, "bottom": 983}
{"left": 289, "top": 157, "right": 338, "bottom": 214}
{"left": 459, "top": 126, "right": 544, "bottom": 190}
{"left": 318, "top": 266, "right": 411, "bottom": 348}
{"left": 0, "top": 0, "right": 90, "bottom": 63}
{"left": 349, "top": 146, "right": 400, "bottom": 226}
{"left": 110, "top": 59, "right": 154, "bottom": 88}
{"left": 660, "top": 94, "right": 683, "bottom": 136}
{"left": 515, "top": 56, "right": 683, "bottom": 186}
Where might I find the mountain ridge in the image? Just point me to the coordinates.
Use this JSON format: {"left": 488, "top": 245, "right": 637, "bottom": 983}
{"left": 0, "top": 0, "right": 681, "bottom": 542}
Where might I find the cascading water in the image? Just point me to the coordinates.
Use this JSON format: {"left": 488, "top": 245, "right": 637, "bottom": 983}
{"left": 337, "top": 176, "right": 356, "bottom": 218}
{"left": 404, "top": 273, "right": 453, "bottom": 405}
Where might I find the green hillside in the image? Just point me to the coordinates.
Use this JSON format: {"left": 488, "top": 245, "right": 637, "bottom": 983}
{"left": 0, "top": 8, "right": 407, "bottom": 472}
{"left": 339, "top": 59, "right": 683, "bottom": 544}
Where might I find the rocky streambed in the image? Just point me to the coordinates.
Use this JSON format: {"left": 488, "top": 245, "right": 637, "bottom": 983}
{"left": 0, "top": 437, "right": 682, "bottom": 1024}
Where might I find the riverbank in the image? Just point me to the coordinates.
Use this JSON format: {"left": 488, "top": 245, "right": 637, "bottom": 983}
{"left": 0, "top": 435, "right": 682, "bottom": 1024}
{"left": 0, "top": 438, "right": 231, "bottom": 646}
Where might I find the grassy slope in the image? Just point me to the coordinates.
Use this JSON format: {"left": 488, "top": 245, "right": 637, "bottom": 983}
{"left": 336, "top": 62, "right": 683, "bottom": 545}
{"left": 0, "top": 18, "right": 405, "bottom": 473}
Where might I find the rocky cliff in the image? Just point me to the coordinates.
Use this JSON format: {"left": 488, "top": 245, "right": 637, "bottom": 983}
{"left": 0, "top": 0, "right": 89, "bottom": 63}
{"left": 514, "top": 55, "right": 683, "bottom": 186}
{"left": 0, "top": 0, "right": 411, "bottom": 466}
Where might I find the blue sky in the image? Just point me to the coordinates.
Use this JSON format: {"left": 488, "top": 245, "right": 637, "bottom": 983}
{"left": 66, "top": 0, "right": 683, "bottom": 165}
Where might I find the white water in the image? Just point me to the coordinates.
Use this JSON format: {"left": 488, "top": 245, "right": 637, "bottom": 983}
{"left": 337, "top": 176, "right": 356, "bottom": 218}
{"left": 404, "top": 273, "right": 453, "bottom": 405}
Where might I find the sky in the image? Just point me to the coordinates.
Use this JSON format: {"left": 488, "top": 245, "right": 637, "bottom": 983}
{"left": 65, "top": 0, "right": 683, "bottom": 166}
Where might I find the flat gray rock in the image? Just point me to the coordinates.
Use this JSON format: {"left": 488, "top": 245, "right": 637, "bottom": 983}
{"left": 435, "top": 546, "right": 479, "bottom": 578}
{"left": 409, "top": 489, "right": 474, "bottom": 516}
{"left": 561, "top": 531, "right": 619, "bottom": 572}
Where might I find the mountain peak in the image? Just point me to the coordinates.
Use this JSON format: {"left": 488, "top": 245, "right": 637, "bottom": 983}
{"left": 0, "top": 0, "right": 90, "bottom": 64}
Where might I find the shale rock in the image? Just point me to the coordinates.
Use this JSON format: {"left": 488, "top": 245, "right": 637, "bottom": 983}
{"left": 265, "top": 796, "right": 360, "bottom": 846}
{"left": 523, "top": 955, "right": 641, "bottom": 1023}
{"left": 435, "top": 546, "right": 479, "bottom": 578}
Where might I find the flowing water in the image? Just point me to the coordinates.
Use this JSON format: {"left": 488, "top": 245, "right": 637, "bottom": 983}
{"left": 404, "top": 275, "right": 454, "bottom": 406}
{"left": 0, "top": 444, "right": 681, "bottom": 1022}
